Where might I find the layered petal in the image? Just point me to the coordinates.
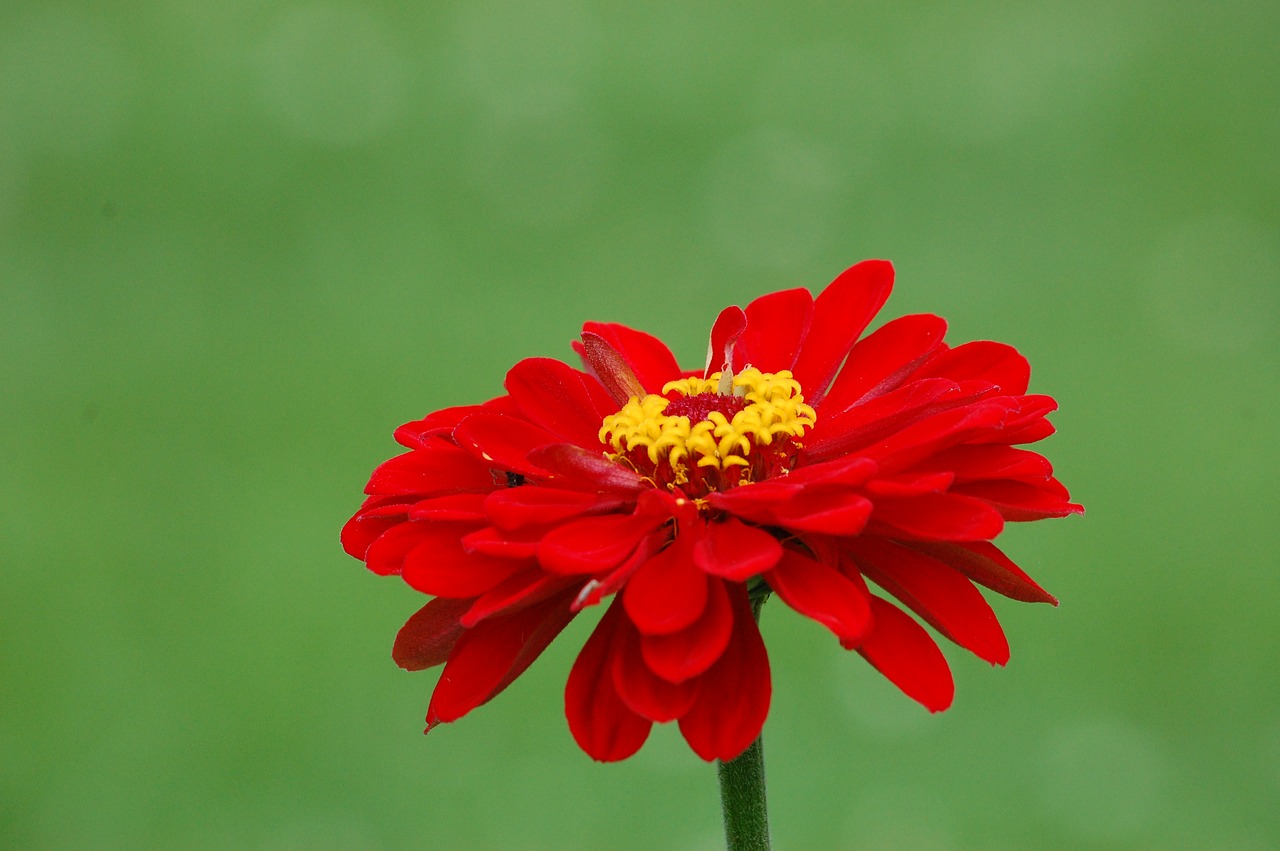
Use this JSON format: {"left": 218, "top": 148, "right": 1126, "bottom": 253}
{"left": 792, "top": 259, "right": 895, "bottom": 404}
{"left": 565, "top": 602, "right": 652, "bottom": 761}
{"left": 678, "top": 586, "right": 772, "bottom": 761}
{"left": 856, "top": 595, "right": 954, "bottom": 712}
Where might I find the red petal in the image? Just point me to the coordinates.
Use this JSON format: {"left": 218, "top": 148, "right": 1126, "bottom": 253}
{"left": 484, "top": 486, "right": 620, "bottom": 531}
{"left": 453, "top": 413, "right": 562, "bottom": 476}
{"left": 623, "top": 537, "right": 708, "bottom": 635}
{"left": 526, "top": 444, "right": 647, "bottom": 494}
{"left": 640, "top": 576, "right": 734, "bottom": 683}
{"left": 863, "top": 471, "right": 955, "bottom": 498}
{"left": 851, "top": 537, "right": 1009, "bottom": 665}
{"left": 564, "top": 602, "right": 653, "bottom": 761}
{"left": 792, "top": 259, "right": 895, "bottom": 406}
{"left": 856, "top": 595, "right": 954, "bottom": 712}
{"left": 427, "top": 593, "right": 576, "bottom": 724}
{"left": 693, "top": 517, "right": 783, "bottom": 580}
{"left": 765, "top": 549, "right": 871, "bottom": 645}
{"left": 851, "top": 399, "right": 1016, "bottom": 473}
{"left": 906, "top": 540, "right": 1057, "bottom": 605}
{"left": 711, "top": 486, "right": 873, "bottom": 536}
{"left": 504, "top": 358, "right": 617, "bottom": 449}
{"left": 406, "top": 493, "right": 489, "bottom": 522}
{"left": 392, "top": 597, "right": 473, "bottom": 671}
{"left": 571, "top": 530, "right": 667, "bottom": 610}
{"left": 952, "top": 479, "right": 1084, "bottom": 521}
{"left": 393, "top": 405, "right": 484, "bottom": 450}
{"left": 580, "top": 332, "right": 647, "bottom": 405}
{"left": 402, "top": 525, "right": 529, "bottom": 597}
{"left": 705, "top": 305, "right": 747, "bottom": 376}
{"left": 364, "top": 521, "right": 427, "bottom": 576}
{"left": 461, "top": 526, "right": 541, "bottom": 559}
{"left": 870, "top": 492, "right": 1006, "bottom": 541}
{"left": 737, "top": 287, "right": 814, "bottom": 373}
{"left": 803, "top": 378, "right": 998, "bottom": 463}
{"left": 537, "top": 512, "right": 669, "bottom": 575}
{"left": 915, "top": 445, "right": 1053, "bottom": 483}
{"left": 581, "top": 321, "right": 681, "bottom": 394}
{"left": 342, "top": 496, "right": 411, "bottom": 559}
{"left": 365, "top": 444, "right": 496, "bottom": 497}
{"left": 915, "top": 340, "right": 1031, "bottom": 395}
{"left": 461, "top": 570, "right": 576, "bottom": 627}
{"left": 610, "top": 615, "right": 701, "bottom": 722}
{"left": 822, "top": 313, "right": 948, "bottom": 413}
{"left": 677, "top": 586, "right": 771, "bottom": 762}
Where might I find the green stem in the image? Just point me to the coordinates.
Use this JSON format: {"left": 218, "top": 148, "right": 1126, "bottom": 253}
{"left": 717, "top": 594, "right": 771, "bottom": 850}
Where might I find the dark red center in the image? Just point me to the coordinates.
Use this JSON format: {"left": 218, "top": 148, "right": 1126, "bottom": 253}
{"left": 663, "top": 392, "right": 749, "bottom": 422}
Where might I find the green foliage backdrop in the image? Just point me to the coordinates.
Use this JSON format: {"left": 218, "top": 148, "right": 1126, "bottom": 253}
{"left": 3, "top": 2, "right": 1277, "bottom": 848}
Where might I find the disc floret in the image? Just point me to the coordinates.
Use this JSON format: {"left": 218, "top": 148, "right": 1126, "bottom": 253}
{"left": 599, "top": 367, "right": 816, "bottom": 496}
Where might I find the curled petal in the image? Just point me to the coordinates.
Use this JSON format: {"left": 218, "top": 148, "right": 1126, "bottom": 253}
{"left": 565, "top": 602, "right": 653, "bottom": 761}
{"left": 856, "top": 595, "right": 954, "bottom": 713}
{"left": 581, "top": 321, "right": 681, "bottom": 394}
{"left": 580, "top": 331, "right": 647, "bottom": 404}
{"left": 705, "top": 305, "right": 747, "bottom": 376}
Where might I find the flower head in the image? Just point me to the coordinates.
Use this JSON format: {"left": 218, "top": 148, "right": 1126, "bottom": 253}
{"left": 342, "top": 261, "right": 1081, "bottom": 762}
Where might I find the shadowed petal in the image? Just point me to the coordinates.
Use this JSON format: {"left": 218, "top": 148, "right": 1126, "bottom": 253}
{"left": 581, "top": 321, "right": 681, "bottom": 394}
{"left": 393, "top": 597, "right": 473, "bottom": 671}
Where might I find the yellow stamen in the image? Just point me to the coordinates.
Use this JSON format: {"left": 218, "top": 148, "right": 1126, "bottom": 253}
{"left": 598, "top": 368, "right": 816, "bottom": 492}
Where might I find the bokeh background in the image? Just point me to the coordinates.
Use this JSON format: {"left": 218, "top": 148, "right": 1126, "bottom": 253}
{"left": 3, "top": 2, "right": 1278, "bottom": 848}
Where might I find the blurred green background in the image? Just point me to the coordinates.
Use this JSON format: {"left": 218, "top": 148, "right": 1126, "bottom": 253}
{"left": 3, "top": 1, "right": 1277, "bottom": 848}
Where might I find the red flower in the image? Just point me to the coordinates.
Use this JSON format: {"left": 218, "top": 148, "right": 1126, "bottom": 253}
{"left": 342, "top": 261, "right": 1081, "bottom": 762}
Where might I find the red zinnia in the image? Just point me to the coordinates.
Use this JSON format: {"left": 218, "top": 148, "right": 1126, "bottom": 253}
{"left": 342, "top": 261, "right": 1081, "bottom": 762}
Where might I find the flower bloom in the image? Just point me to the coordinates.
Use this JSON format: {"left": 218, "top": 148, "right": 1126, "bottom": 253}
{"left": 342, "top": 261, "right": 1081, "bottom": 762}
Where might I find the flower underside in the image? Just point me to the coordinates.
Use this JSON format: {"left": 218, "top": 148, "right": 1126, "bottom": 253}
{"left": 599, "top": 367, "right": 816, "bottom": 498}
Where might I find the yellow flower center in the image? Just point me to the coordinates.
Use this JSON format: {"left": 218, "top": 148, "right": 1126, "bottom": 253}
{"left": 599, "top": 368, "right": 816, "bottom": 496}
